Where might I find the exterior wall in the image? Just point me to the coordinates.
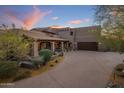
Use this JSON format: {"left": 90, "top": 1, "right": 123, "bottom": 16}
{"left": 58, "top": 30, "right": 74, "bottom": 42}
{"left": 75, "top": 29, "right": 98, "bottom": 42}
{"left": 58, "top": 30, "right": 75, "bottom": 49}
{"left": 57, "top": 26, "right": 101, "bottom": 50}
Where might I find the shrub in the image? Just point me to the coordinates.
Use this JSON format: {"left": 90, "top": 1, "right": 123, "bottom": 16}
{"left": 13, "top": 69, "right": 31, "bottom": 81}
{"left": 39, "top": 49, "right": 53, "bottom": 65}
{"left": 31, "top": 56, "right": 45, "bottom": 68}
{"left": 114, "top": 64, "right": 124, "bottom": 77}
{"left": 0, "top": 30, "right": 32, "bottom": 61}
{"left": 0, "top": 50, "right": 6, "bottom": 60}
{"left": 0, "top": 61, "right": 18, "bottom": 79}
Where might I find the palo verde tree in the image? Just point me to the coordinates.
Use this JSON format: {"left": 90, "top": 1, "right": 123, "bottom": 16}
{"left": 95, "top": 5, "right": 124, "bottom": 53}
{"left": 0, "top": 29, "right": 33, "bottom": 61}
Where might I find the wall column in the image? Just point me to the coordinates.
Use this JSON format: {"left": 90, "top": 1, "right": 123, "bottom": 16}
{"left": 61, "top": 42, "right": 64, "bottom": 51}
{"left": 33, "top": 40, "right": 39, "bottom": 57}
{"left": 51, "top": 42, "right": 55, "bottom": 52}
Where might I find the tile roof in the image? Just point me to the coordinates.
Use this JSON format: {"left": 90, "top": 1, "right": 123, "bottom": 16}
{"left": 23, "top": 31, "right": 68, "bottom": 41}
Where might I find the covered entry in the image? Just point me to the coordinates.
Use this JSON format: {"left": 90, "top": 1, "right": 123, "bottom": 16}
{"left": 77, "top": 42, "right": 98, "bottom": 51}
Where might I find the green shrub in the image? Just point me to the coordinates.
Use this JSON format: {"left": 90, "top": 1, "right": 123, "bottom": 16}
{"left": 0, "top": 61, "right": 18, "bottom": 79}
{"left": 13, "top": 69, "right": 31, "bottom": 81}
{"left": 39, "top": 49, "right": 53, "bottom": 65}
{"left": 0, "top": 50, "right": 6, "bottom": 60}
{"left": 31, "top": 56, "right": 45, "bottom": 68}
{"left": 0, "top": 30, "right": 32, "bottom": 61}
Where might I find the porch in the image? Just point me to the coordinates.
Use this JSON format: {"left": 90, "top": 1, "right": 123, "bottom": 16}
{"left": 23, "top": 30, "right": 70, "bottom": 57}
{"left": 33, "top": 40, "right": 70, "bottom": 57}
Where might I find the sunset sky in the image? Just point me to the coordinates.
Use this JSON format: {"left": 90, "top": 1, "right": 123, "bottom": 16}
{"left": 0, "top": 5, "right": 96, "bottom": 29}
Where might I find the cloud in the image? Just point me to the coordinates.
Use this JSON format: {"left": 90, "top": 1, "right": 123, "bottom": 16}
{"left": 4, "top": 10, "right": 24, "bottom": 27}
{"left": 68, "top": 20, "right": 82, "bottom": 25}
{"left": 23, "top": 6, "right": 52, "bottom": 29}
{"left": 3, "top": 6, "right": 52, "bottom": 30}
{"left": 50, "top": 25, "right": 64, "bottom": 28}
{"left": 68, "top": 18, "right": 91, "bottom": 25}
{"left": 51, "top": 16, "right": 59, "bottom": 20}
{"left": 82, "top": 18, "right": 91, "bottom": 22}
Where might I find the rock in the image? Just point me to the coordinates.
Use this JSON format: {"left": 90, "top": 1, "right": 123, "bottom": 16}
{"left": 19, "top": 61, "right": 35, "bottom": 69}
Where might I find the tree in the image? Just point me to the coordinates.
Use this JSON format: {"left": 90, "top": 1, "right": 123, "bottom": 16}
{"left": 95, "top": 5, "right": 124, "bottom": 53}
{"left": 2, "top": 24, "right": 8, "bottom": 30}
{"left": 0, "top": 29, "right": 32, "bottom": 61}
{"left": 12, "top": 23, "right": 16, "bottom": 29}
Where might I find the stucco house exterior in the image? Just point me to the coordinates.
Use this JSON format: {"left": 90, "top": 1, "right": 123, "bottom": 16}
{"left": 57, "top": 26, "right": 101, "bottom": 51}
{"left": 39, "top": 25, "right": 101, "bottom": 51}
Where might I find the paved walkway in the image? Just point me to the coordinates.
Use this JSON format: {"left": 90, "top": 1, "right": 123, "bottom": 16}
{"left": 6, "top": 51, "right": 124, "bottom": 88}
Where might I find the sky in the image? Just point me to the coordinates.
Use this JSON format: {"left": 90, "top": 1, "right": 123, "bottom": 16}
{"left": 0, "top": 5, "right": 96, "bottom": 30}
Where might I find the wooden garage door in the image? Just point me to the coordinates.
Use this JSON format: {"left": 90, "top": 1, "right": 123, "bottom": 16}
{"left": 77, "top": 42, "right": 98, "bottom": 51}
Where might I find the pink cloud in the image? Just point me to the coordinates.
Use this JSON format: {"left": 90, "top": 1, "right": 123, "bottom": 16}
{"left": 68, "top": 20, "right": 82, "bottom": 25}
{"left": 23, "top": 6, "right": 52, "bottom": 29}
{"left": 4, "top": 6, "right": 52, "bottom": 30}
{"left": 68, "top": 18, "right": 91, "bottom": 25}
{"left": 51, "top": 16, "right": 59, "bottom": 20}
{"left": 50, "top": 25, "right": 64, "bottom": 28}
{"left": 4, "top": 10, "right": 24, "bottom": 27}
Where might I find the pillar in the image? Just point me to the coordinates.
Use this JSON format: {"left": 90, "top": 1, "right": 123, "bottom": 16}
{"left": 33, "top": 41, "right": 39, "bottom": 57}
{"left": 61, "top": 42, "right": 64, "bottom": 51}
{"left": 51, "top": 42, "right": 55, "bottom": 52}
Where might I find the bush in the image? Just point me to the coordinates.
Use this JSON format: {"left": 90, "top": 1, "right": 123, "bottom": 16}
{"left": 0, "top": 50, "right": 6, "bottom": 60}
{"left": 31, "top": 56, "right": 45, "bottom": 68}
{"left": 39, "top": 49, "right": 53, "bottom": 65}
{"left": 0, "top": 30, "right": 32, "bottom": 61}
{"left": 114, "top": 64, "right": 124, "bottom": 77}
{"left": 0, "top": 61, "right": 18, "bottom": 79}
{"left": 13, "top": 69, "right": 31, "bottom": 81}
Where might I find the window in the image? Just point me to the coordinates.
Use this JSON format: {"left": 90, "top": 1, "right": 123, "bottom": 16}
{"left": 70, "top": 31, "right": 73, "bottom": 36}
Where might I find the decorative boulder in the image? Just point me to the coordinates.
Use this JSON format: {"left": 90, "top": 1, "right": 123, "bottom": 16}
{"left": 19, "top": 61, "right": 35, "bottom": 69}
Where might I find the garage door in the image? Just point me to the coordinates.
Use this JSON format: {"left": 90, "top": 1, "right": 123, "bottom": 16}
{"left": 77, "top": 42, "right": 98, "bottom": 51}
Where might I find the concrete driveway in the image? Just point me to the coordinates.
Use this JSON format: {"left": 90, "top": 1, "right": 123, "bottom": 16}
{"left": 6, "top": 51, "right": 124, "bottom": 88}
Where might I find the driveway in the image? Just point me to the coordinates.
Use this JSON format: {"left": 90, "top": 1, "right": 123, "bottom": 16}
{"left": 6, "top": 51, "right": 124, "bottom": 88}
